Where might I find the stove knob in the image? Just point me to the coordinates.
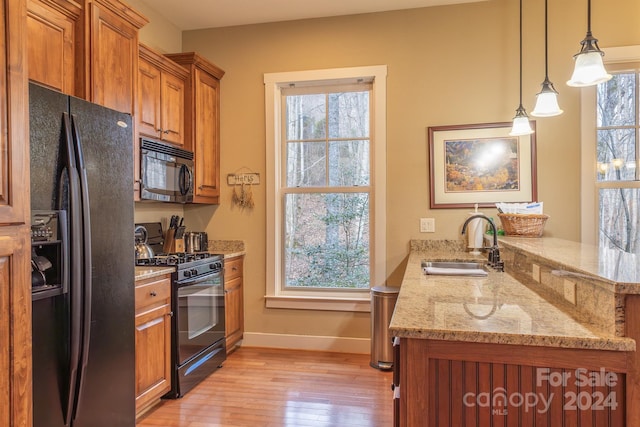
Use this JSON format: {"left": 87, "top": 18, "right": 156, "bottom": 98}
{"left": 209, "top": 263, "right": 217, "bottom": 270}
{"left": 191, "top": 268, "right": 199, "bottom": 276}
{"left": 184, "top": 270, "right": 192, "bottom": 278}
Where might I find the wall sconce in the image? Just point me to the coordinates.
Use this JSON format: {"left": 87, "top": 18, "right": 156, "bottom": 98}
{"left": 567, "top": 0, "right": 612, "bottom": 87}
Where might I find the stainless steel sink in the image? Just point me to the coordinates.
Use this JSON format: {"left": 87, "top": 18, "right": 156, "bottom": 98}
{"left": 421, "top": 260, "right": 488, "bottom": 277}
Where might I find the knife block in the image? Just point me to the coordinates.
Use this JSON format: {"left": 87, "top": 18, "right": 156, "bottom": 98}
{"left": 164, "top": 229, "right": 175, "bottom": 253}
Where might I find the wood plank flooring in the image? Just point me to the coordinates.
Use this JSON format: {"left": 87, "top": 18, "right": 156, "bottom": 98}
{"left": 137, "top": 347, "right": 393, "bottom": 427}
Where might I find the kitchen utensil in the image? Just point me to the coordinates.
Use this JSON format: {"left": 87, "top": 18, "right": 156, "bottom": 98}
{"left": 184, "top": 232, "right": 209, "bottom": 253}
{"left": 134, "top": 225, "right": 155, "bottom": 260}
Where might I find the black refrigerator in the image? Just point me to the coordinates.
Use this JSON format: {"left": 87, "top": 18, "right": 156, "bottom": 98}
{"left": 29, "top": 82, "right": 136, "bottom": 427}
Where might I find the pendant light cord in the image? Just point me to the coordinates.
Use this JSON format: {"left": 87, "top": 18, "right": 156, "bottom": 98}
{"left": 518, "top": 0, "right": 523, "bottom": 107}
{"left": 586, "top": 0, "right": 592, "bottom": 35}
{"left": 543, "top": 0, "right": 549, "bottom": 79}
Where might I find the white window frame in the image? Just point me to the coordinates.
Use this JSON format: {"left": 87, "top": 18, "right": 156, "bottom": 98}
{"left": 581, "top": 46, "right": 640, "bottom": 244}
{"left": 264, "top": 65, "right": 387, "bottom": 312}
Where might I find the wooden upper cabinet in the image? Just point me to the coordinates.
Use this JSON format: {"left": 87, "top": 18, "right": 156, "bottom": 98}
{"left": 1, "top": 0, "right": 30, "bottom": 225}
{"left": 165, "top": 52, "right": 225, "bottom": 204}
{"left": 26, "top": 0, "right": 83, "bottom": 96}
{"left": 137, "top": 44, "right": 188, "bottom": 146}
{"left": 87, "top": 0, "right": 148, "bottom": 115}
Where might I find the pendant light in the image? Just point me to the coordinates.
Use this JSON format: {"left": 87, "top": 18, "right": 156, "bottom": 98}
{"left": 510, "top": 0, "right": 534, "bottom": 136}
{"left": 531, "top": 0, "right": 562, "bottom": 117}
{"left": 567, "top": 0, "right": 612, "bottom": 87}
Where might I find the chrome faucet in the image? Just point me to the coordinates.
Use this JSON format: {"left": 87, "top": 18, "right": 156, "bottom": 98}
{"left": 461, "top": 214, "right": 504, "bottom": 272}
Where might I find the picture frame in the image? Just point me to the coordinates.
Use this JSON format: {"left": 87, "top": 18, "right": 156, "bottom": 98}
{"left": 428, "top": 122, "right": 537, "bottom": 209}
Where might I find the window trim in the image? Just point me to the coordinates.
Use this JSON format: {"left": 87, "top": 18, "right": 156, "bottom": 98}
{"left": 264, "top": 65, "right": 387, "bottom": 312}
{"left": 581, "top": 46, "right": 640, "bottom": 245}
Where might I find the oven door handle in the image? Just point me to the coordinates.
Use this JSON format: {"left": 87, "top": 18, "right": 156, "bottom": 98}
{"left": 176, "top": 271, "right": 221, "bottom": 286}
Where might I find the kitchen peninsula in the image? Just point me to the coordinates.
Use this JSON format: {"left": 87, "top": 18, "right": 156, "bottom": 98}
{"left": 390, "top": 238, "right": 640, "bottom": 426}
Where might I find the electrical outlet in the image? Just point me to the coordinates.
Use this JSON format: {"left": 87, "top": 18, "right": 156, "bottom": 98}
{"left": 532, "top": 263, "right": 541, "bottom": 282}
{"left": 420, "top": 218, "right": 435, "bottom": 233}
{"left": 564, "top": 279, "right": 577, "bottom": 305}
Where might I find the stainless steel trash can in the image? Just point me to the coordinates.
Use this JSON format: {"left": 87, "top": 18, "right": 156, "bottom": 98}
{"left": 370, "top": 286, "right": 399, "bottom": 370}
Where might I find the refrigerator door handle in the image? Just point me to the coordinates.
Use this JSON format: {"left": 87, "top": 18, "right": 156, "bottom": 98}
{"left": 70, "top": 114, "right": 93, "bottom": 422}
{"left": 61, "top": 113, "right": 84, "bottom": 427}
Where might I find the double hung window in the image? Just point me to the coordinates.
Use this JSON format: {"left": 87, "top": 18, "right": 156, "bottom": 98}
{"left": 596, "top": 69, "right": 640, "bottom": 253}
{"left": 264, "top": 66, "right": 387, "bottom": 311}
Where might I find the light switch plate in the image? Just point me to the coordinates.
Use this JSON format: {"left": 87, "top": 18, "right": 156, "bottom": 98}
{"left": 420, "top": 218, "right": 435, "bottom": 233}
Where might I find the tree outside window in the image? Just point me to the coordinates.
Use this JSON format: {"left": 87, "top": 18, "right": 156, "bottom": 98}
{"left": 596, "top": 72, "right": 640, "bottom": 254}
{"left": 283, "top": 89, "right": 372, "bottom": 289}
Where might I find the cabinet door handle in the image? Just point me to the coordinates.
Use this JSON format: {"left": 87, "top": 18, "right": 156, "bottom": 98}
{"left": 168, "top": 311, "right": 174, "bottom": 317}
{"left": 150, "top": 291, "right": 157, "bottom": 297}
{"left": 232, "top": 266, "right": 238, "bottom": 271}
{"left": 163, "top": 130, "right": 170, "bottom": 134}
{"left": 157, "top": 128, "right": 163, "bottom": 133}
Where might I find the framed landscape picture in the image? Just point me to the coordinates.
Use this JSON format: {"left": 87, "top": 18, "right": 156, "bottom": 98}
{"left": 428, "top": 122, "right": 537, "bottom": 209}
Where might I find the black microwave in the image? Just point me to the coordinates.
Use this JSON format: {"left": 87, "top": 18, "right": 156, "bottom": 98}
{"left": 140, "top": 138, "right": 194, "bottom": 203}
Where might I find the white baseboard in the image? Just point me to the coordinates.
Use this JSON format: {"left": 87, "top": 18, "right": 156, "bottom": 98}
{"left": 241, "top": 332, "right": 371, "bottom": 354}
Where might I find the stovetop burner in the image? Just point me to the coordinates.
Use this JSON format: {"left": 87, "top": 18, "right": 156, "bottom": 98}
{"left": 136, "top": 252, "right": 217, "bottom": 267}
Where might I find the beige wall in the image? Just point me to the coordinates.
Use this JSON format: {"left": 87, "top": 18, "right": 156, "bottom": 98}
{"left": 170, "top": 0, "right": 638, "bottom": 341}
{"left": 126, "top": 0, "right": 182, "bottom": 53}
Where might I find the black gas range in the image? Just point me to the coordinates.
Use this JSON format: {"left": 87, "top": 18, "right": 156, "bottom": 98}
{"left": 135, "top": 252, "right": 224, "bottom": 281}
{"left": 136, "top": 249, "right": 226, "bottom": 398}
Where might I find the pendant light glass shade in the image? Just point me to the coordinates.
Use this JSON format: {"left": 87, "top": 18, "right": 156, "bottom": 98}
{"left": 531, "top": 85, "right": 563, "bottom": 117}
{"left": 510, "top": 106, "right": 534, "bottom": 136}
{"left": 567, "top": 0, "right": 612, "bottom": 87}
{"left": 567, "top": 49, "right": 612, "bottom": 87}
{"left": 510, "top": 0, "right": 534, "bottom": 136}
{"left": 531, "top": 0, "right": 562, "bottom": 117}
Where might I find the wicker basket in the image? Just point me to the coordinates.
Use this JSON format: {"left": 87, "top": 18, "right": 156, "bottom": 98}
{"left": 497, "top": 213, "right": 549, "bottom": 237}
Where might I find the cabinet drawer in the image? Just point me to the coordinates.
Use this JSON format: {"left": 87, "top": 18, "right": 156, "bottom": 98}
{"left": 224, "top": 256, "right": 243, "bottom": 281}
{"left": 135, "top": 276, "right": 171, "bottom": 310}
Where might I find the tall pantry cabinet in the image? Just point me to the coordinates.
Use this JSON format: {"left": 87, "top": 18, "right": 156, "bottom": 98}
{"left": 166, "top": 52, "right": 225, "bottom": 204}
{"left": 1, "top": 0, "right": 33, "bottom": 426}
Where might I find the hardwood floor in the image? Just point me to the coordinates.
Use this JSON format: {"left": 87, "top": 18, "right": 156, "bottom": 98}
{"left": 137, "top": 347, "right": 393, "bottom": 427}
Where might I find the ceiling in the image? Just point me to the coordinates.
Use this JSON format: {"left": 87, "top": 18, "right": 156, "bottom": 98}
{"left": 138, "top": 0, "right": 486, "bottom": 31}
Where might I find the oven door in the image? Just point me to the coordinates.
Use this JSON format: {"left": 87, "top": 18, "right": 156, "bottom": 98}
{"left": 175, "top": 271, "right": 225, "bottom": 365}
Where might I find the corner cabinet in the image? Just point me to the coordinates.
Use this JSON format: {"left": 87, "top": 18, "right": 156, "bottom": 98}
{"left": 224, "top": 256, "right": 244, "bottom": 353}
{"left": 137, "top": 44, "right": 188, "bottom": 146}
{"left": 134, "top": 274, "right": 172, "bottom": 417}
{"left": 165, "top": 52, "right": 225, "bottom": 204}
{"left": 1, "top": 0, "right": 33, "bottom": 425}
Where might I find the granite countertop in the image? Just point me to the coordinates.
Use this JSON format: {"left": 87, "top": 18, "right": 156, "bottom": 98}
{"left": 208, "top": 240, "right": 246, "bottom": 259}
{"left": 135, "top": 266, "right": 175, "bottom": 281}
{"left": 498, "top": 236, "right": 640, "bottom": 292}
{"left": 389, "top": 248, "right": 635, "bottom": 352}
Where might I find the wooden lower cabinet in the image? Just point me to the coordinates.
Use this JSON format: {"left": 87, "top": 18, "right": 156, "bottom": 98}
{"left": 397, "top": 338, "right": 629, "bottom": 426}
{"left": 224, "top": 256, "right": 244, "bottom": 353}
{"left": 135, "top": 274, "right": 172, "bottom": 417}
